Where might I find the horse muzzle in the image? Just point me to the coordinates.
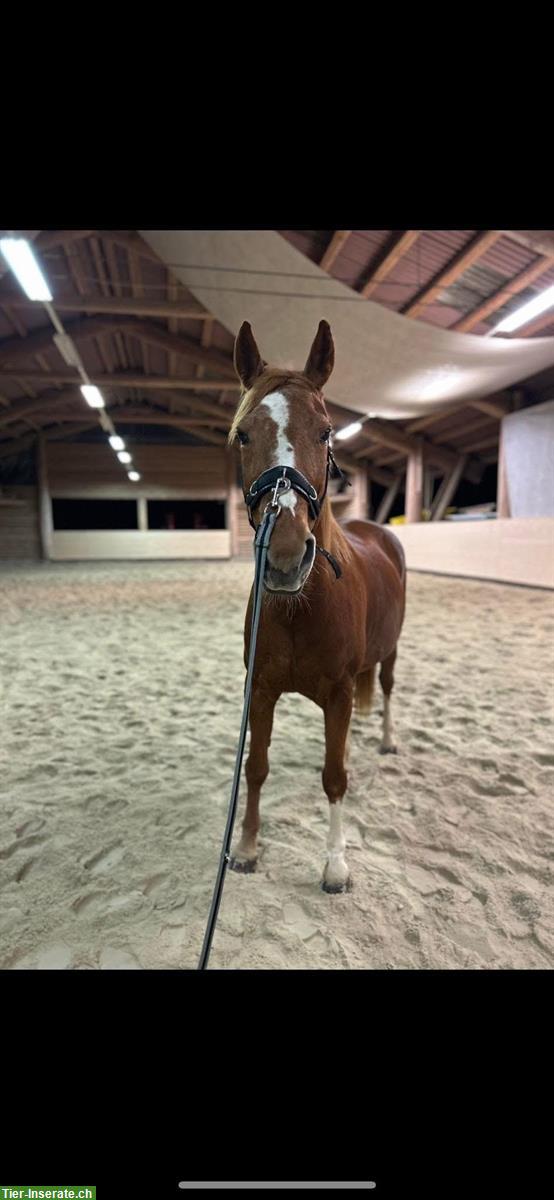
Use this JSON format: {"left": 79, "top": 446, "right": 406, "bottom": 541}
{"left": 264, "top": 534, "right": 316, "bottom": 594}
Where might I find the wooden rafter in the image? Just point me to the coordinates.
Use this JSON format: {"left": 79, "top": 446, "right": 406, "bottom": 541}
{"left": 402, "top": 231, "right": 502, "bottom": 318}
{"left": 6, "top": 294, "right": 211, "bottom": 320}
{"left": 97, "top": 231, "right": 161, "bottom": 262}
{"left": 360, "top": 231, "right": 421, "bottom": 299}
{"left": 405, "top": 407, "right": 466, "bottom": 435}
{"left": 127, "top": 249, "right": 148, "bottom": 375}
{"left": 468, "top": 397, "right": 511, "bottom": 420}
{"left": 0, "top": 370, "right": 240, "bottom": 391}
{"left": 320, "top": 232, "right": 352, "bottom": 272}
{"left": 451, "top": 254, "right": 554, "bottom": 333}
{"left": 87, "top": 238, "right": 117, "bottom": 372}
{"left": 453, "top": 432, "right": 499, "bottom": 455}
{"left": 351, "top": 418, "right": 482, "bottom": 481}
{"left": 505, "top": 231, "right": 554, "bottom": 258}
{"left": 430, "top": 456, "right": 467, "bottom": 521}
{"left": 101, "top": 239, "right": 129, "bottom": 373}
{"left": 0, "top": 390, "right": 82, "bottom": 429}
{"left": 165, "top": 390, "right": 234, "bottom": 423}
{"left": 375, "top": 474, "right": 403, "bottom": 524}
{"left": 0, "top": 316, "right": 236, "bottom": 378}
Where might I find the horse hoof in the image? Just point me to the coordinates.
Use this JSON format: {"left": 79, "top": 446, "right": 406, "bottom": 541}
{"left": 379, "top": 745, "right": 398, "bottom": 755}
{"left": 229, "top": 856, "right": 257, "bottom": 874}
{"left": 321, "top": 877, "right": 352, "bottom": 895}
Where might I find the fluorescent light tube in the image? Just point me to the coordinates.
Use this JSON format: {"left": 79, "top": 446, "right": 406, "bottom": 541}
{"left": 335, "top": 421, "right": 363, "bottom": 441}
{"left": 81, "top": 385, "right": 105, "bottom": 408}
{"left": 0, "top": 237, "right": 53, "bottom": 301}
{"left": 492, "top": 284, "right": 554, "bottom": 334}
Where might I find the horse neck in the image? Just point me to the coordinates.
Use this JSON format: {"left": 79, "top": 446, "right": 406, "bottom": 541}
{"left": 313, "top": 498, "right": 349, "bottom": 564}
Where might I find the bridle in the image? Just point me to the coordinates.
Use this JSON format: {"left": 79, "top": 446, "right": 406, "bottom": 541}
{"left": 243, "top": 445, "right": 351, "bottom": 579}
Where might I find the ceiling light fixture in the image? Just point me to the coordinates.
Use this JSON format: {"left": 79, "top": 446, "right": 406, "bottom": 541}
{"left": 0, "top": 237, "right": 53, "bottom": 301}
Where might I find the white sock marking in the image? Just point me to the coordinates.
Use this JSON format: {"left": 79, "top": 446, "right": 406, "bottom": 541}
{"left": 326, "top": 801, "right": 349, "bottom": 886}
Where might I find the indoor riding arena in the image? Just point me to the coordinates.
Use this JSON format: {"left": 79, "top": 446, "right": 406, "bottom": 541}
{"left": 1, "top": 228, "right": 553, "bottom": 971}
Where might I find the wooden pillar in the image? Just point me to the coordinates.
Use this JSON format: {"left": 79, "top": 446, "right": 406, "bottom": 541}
{"left": 496, "top": 420, "right": 511, "bottom": 518}
{"left": 137, "top": 495, "right": 148, "bottom": 531}
{"left": 37, "top": 434, "right": 53, "bottom": 560}
{"left": 431, "top": 455, "right": 467, "bottom": 521}
{"left": 405, "top": 441, "right": 424, "bottom": 523}
{"left": 423, "top": 467, "right": 434, "bottom": 514}
{"left": 376, "top": 474, "right": 402, "bottom": 524}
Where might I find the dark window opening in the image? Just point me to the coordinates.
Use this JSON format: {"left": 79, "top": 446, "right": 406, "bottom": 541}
{"left": 147, "top": 500, "right": 226, "bottom": 530}
{"left": 52, "top": 499, "right": 138, "bottom": 530}
{"left": 449, "top": 463, "right": 498, "bottom": 511}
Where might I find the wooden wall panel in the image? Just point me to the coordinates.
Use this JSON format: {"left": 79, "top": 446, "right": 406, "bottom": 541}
{"left": 46, "top": 443, "right": 229, "bottom": 499}
{"left": 50, "top": 530, "right": 231, "bottom": 561}
{"left": 0, "top": 486, "right": 40, "bottom": 559}
{"left": 391, "top": 517, "right": 554, "bottom": 588}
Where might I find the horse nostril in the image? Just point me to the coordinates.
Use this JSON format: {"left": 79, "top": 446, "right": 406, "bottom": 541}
{"left": 301, "top": 537, "right": 316, "bottom": 570}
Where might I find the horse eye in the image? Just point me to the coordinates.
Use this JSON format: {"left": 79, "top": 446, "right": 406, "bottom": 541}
{"left": 237, "top": 430, "right": 249, "bottom": 446}
{"left": 320, "top": 427, "right": 332, "bottom": 443}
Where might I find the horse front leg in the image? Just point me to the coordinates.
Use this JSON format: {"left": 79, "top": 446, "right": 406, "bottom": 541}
{"left": 321, "top": 683, "right": 353, "bottom": 894}
{"left": 229, "top": 687, "right": 277, "bottom": 874}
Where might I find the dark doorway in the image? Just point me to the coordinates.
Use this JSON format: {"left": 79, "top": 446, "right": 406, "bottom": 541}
{"left": 52, "top": 499, "right": 138, "bottom": 530}
{"left": 147, "top": 500, "right": 226, "bottom": 530}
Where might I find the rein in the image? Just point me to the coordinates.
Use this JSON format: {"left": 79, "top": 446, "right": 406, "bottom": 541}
{"left": 197, "top": 446, "right": 349, "bottom": 969}
{"left": 197, "top": 505, "right": 279, "bottom": 970}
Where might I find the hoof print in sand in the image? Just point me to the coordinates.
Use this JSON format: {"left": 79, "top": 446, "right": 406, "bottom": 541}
{"left": 379, "top": 745, "right": 398, "bottom": 755}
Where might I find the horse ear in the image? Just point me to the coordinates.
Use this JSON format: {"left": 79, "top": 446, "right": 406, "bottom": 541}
{"left": 304, "top": 320, "right": 334, "bottom": 389}
{"left": 234, "top": 321, "right": 265, "bottom": 389}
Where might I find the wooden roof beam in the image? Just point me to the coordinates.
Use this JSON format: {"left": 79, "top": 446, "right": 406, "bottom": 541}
{"left": 5, "top": 293, "right": 211, "bottom": 321}
{"left": 352, "top": 419, "right": 483, "bottom": 481}
{"left": 319, "top": 232, "right": 352, "bottom": 271}
{"left": 504, "top": 231, "right": 554, "bottom": 258}
{"left": 0, "top": 369, "right": 241, "bottom": 391}
{"left": 402, "top": 231, "right": 502, "bottom": 318}
{"left": 98, "top": 231, "right": 161, "bottom": 262}
{"left": 360, "top": 231, "right": 421, "bottom": 299}
{"left": 0, "top": 316, "right": 236, "bottom": 377}
{"left": 468, "top": 397, "right": 512, "bottom": 419}
{"left": 452, "top": 254, "right": 554, "bottom": 333}
{"left": 0, "top": 389, "right": 81, "bottom": 429}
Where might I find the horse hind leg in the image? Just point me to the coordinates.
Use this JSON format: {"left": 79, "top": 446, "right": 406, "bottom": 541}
{"left": 379, "top": 648, "right": 398, "bottom": 755}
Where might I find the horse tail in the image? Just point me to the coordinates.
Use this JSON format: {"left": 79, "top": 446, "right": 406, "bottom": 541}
{"left": 355, "top": 666, "right": 376, "bottom": 715}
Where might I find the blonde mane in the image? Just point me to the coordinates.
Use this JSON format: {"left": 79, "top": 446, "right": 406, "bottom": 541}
{"left": 314, "top": 497, "right": 354, "bottom": 568}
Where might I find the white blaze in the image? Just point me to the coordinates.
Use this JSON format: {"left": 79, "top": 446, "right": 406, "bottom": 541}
{"left": 260, "top": 391, "right": 297, "bottom": 511}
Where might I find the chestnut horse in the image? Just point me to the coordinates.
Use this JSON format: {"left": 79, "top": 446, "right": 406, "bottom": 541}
{"left": 228, "top": 320, "right": 406, "bottom": 892}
